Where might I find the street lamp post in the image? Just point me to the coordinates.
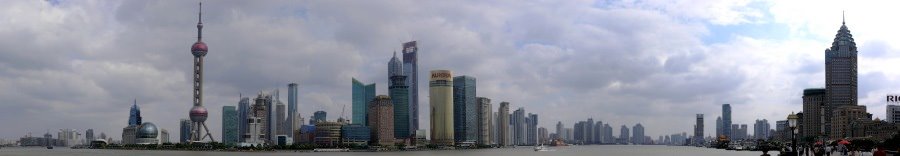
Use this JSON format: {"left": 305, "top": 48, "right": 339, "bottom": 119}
{"left": 788, "top": 112, "right": 799, "bottom": 156}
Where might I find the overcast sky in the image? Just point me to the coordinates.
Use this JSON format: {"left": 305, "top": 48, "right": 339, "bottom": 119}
{"left": 2, "top": 0, "right": 900, "bottom": 141}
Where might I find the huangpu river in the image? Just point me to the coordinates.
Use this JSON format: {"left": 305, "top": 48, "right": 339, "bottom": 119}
{"left": 1, "top": 145, "right": 779, "bottom": 156}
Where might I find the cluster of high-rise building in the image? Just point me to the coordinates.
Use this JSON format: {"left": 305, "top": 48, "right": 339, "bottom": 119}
{"left": 210, "top": 41, "right": 542, "bottom": 148}
{"left": 549, "top": 119, "right": 652, "bottom": 145}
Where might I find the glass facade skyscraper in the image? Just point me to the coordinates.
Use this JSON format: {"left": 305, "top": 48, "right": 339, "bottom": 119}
{"left": 287, "top": 83, "right": 298, "bottom": 137}
{"left": 722, "top": 104, "right": 731, "bottom": 139}
{"left": 129, "top": 99, "right": 142, "bottom": 126}
{"left": 452, "top": 75, "right": 477, "bottom": 143}
{"left": 238, "top": 97, "right": 250, "bottom": 142}
{"left": 222, "top": 106, "right": 239, "bottom": 144}
{"left": 390, "top": 75, "right": 410, "bottom": 139}
{"left": 352, "top": 78, "right": 375, "bottom": 125}
{"left": 402, "top": 41, "right": 419, "bottom": 132}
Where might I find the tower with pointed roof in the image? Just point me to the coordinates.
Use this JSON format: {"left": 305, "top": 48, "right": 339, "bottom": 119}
{"left": 825, "top": 13, "right": 858, "bottom": 107}
{"left": 129, "top": 99, "right": 142, "bottom": 126}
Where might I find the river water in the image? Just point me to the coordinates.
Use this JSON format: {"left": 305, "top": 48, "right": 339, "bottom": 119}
{"left": 1, "top": 145, "right": 778, "bottom": 156}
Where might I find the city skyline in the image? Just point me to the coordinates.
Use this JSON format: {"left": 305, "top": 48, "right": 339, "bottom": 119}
{"left": 4, "top": 0, "right": 900, "bottom": 143}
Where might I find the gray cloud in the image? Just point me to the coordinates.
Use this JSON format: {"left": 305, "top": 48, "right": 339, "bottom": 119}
{"left": 2, "top": 0, "right": 899, "bottom": 141}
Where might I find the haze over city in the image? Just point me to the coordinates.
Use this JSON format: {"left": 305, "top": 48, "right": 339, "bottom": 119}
{"left": 3, "top": 0, "right": 900, "bottom": 143}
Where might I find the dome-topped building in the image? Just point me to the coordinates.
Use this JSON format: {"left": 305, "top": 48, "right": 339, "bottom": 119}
{"left": 135, "top": 122, "right": 160, "bottom": 144}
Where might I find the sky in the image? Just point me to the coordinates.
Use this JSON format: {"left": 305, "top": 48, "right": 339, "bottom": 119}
{"left": 2, "top": 0, "right": 900, "bottom": 141}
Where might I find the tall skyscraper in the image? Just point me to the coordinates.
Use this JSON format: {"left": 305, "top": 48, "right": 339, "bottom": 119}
{"left": 825, "top": 17, "right": 858, "bottom": 107}
{"left": 722, "top": 104, "right": 731, "bottom": 139}
{"left": 429, "top": 70, "right": 454, "bottom": 146}
{"left": 603, "top": 124, "right": 613, "bottom": 143}
{"left": 252, "top": 92, "right": 273, "bottom": 143}
{"left": 179, "top": 119, "right": 191, "bottom": 143}
{"left": 388, "top": 52, "right": 411, "bottom": 139}
{"left": 368, "top": 95, "right": 394, "bottom": 146}
{"left": 585, "top": 118, "right": 593, "bottom": 144}
{"left": 802, "top": 88, "right": 827, "bottom": 139}
{"left": 527, "top": 113, "right": 538, "bottom": 145}
{"left": 555, "top": 121, "right": 563, "bottom": 140}
{"left": 498, "top": 102, "right": 510, "bottom": 146}
{"left": 594, "top": 121, "right": 603, "bottom": 144}
{"left": 402, "top": 41, "right": 420, "bottom": 132}
{"left": 619, "top": 125, "right": 630, "bottom": 144}
{"left": 287, "top": 83, "right": 298, "bottom": 137}
{"left": 276, "top": 101, "right": 286, "bottom": 135}
{"left": 129, "top": 99, "right": 142, "bottom": 126}
{"left": 632, "top": 123, "right": 645, "bottom": 145}
{"left": 476, "top": 97, "right": 492, "bottom": 145}
{"left": 238, "top": 97, "right": 250, "bottom": 142}
{"left": 453, "top": 75, "right": 477, "bottom": 143}
{"left": 754, "top": 119, "right": 770, "bottom": 140}
{"left": 694, "top": 114, "right": 704, "bottom": 145}
{"left": 222, "top": 106, "right": 239, "bottom": 144}
{"left": 352, "top": 78, "right": 376, "bottom": 125}
{"left": 187, "top": 2, "right": 213, "bottom": 143}
{"left": 716, "top": 116, "right": 722, "bottom": 137}
{"left": 85, "top": 129, "right": 94, "bottom": 142}
{"left": 512, "top": 108, "right": 525, "bottom": 145}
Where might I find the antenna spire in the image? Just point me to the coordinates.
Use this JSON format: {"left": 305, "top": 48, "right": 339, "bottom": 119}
{"left": 197, "top": 2, "right": 203, "bottom": 41}
{"left": 842, "top": 10, "right": 845, "bottom": 25}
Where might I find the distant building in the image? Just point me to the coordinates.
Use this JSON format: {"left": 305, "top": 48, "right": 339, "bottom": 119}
{"left": 497, "top": 102, "right": 510, "bottom": 146}
{"left": 527, "top": 114, "right": 538, "bottom": 145}
{"left": 222, "top": 106, "right": 239, "bottom": 144}
{"left": 632, "top": 123, "right": 645, "bottom": 145}
{"left": 603, "top": 124, "right": 613, "bottom": 143}
{"left": 512, "top": 108, "right": 526, "bottom": 145}
{"left": 252, "top": 92, "right": 274, "bottom": 143}
{"left": 340, "top": 124, "right": 370, "bottom": 146}
{"left": 287, "top": 83, "right": 299, "bottom": 138}
{"left": 619, "top": 125, "right": 630, "bottom": 145}
{"left": 538, "top": 127, "right": 548, "bottom": 144}
{"left": 311, "top": 111, "right": 326, "bottom": 125}
{"left": 754, "top": 119, "right": 770, "bottom": 140}
{"left": 276, "top": 102, "right": 286, "bottom": 135}
{"left": 315, "top": 120, "right": 346, "bottom": 147}
{"left": 129, "top": 99, "right": 142, "bottom": 126}
{"left": 85, "top": 129, "right": 94, "bottom": 143}
{"left": 722, "top": 104, "right": 731, "bottom": 139}
{"left": 238, "top": 97, "right": 250, "bottom": 142}
{"left": 476, "top": 97, "right": 492, "bottom": 145}
{"left": 179, "top": 119, "right": 191, "bottom": 143}
{"left": 368, "top": 95, "right": 394, "bottom": 146}
{"left": 716, "top": 116, "right": 723, "bottom": 137}
{"left": 352, "top": 78, "right": 376, "bottom": 125}
{"left": 452, "top": 75, "right": 477, "bottom": 144}
{"left": 242, "top": 117, "right": 264, "bottom": 146}
{"left": 694, "top": 114, "right": 704, "bottom": 145}
{"left": 429, "top": 70, "right": 455, "bottom": 146}
{"left": 585, "top": 119, "right": 594, "bottom": 144}
{"left": 123, "top": 126, "right": 137, "bottom": 144}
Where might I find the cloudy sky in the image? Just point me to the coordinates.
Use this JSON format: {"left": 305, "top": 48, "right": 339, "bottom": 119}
{"left": 2, "top": 0, "right": 900, "bottom": 141}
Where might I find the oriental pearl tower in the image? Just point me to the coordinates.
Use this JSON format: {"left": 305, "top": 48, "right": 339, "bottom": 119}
{"left": 188, "top": 2, "right": 214, "bottom": 143}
